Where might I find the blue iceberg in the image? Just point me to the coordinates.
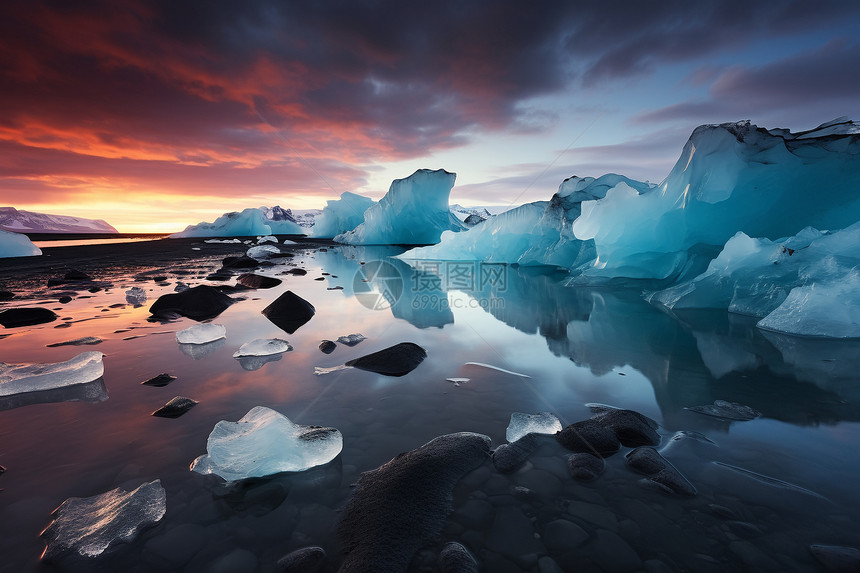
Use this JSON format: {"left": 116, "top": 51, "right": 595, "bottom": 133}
{"left": 0, "top": 228, "right": 41, "bottom": 258}
{"left": 335, "top": 169, "right": 465, "bottom": 245}
{"left": 170, "top": 207, "right": 303, "bottom": 238}
{"left": 312, "top": 191, "right": 375, "bottom": 238}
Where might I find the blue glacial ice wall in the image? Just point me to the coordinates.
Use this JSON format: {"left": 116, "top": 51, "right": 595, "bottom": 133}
{"left": 573, "top": 118, "right": 860, "bottom": 281}
{"left": 312, "top": 192, "right": 375, "bottom": 238}
{"left": 170, "top": 207, "right": 303, "bottom": 238}
{"left": 335, "top": 169, "right": 465, "bottom": 245}
{"left": 401, "top": 174, "right": 652, "bottom": 267}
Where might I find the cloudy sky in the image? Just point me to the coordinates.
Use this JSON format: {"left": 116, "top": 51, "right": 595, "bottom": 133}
{"left": 2, "top": 0, "right": 859, "bottom": 232}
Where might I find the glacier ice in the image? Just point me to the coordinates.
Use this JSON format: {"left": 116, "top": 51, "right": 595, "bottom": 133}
{"left": 170, "top": 207, "right": 303, "bottom": 238}
{"left": 246, "top": 244, "right": 281, "bottom": 258}
{"left": 176, "top": 323, "right": 226, "bottom": 345}
{"left": 402, "top": 174, "right": 651, "bottom": 266}
{"left": 0, "top": 352, "right": 105, "bottom": 397}
{"left": 573, "top": 119, "right": 860, "bottom": 280}
{"left": 335, "top": 169, "right": 465, "bottom": 245}
{"left": 256, "top": 235, "right": 278, "bottom": 244}
{"left": 312, "top": 191, "right": 375, "bottom": 238}
{"left": 40, "top": 480, "right": 166, "bottom": 561}
{"left": 233, "top": 338, "right": 292, "bottom": 357}
{"left": 190, "top": 406, "right": 343, "bottom": 481}
{"left": 648, "top": 222, "right": 860, "bottom": 337}
{"left": 125, "top": 287, "right": 147, "bottom": 307}
{"left": 506, "top": 412, "right": 563, "bottom": 442}
{"left": 0, "top": 228, "right": 41, "bottom": 258}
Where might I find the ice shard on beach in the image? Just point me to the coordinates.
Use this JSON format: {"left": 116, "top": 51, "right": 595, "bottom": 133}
{"left": 335, "top": 169, "right": 465, "bottom": 245}
{"left": 0, "top": 352, "right": 104, "bottom": 397}
{"left": 190, "top": 406, "right": 343, "bottom": 481}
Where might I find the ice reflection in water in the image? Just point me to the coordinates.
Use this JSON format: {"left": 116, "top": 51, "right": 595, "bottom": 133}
{"left": 0, "top": 246, "right": 857, "bottom": 571}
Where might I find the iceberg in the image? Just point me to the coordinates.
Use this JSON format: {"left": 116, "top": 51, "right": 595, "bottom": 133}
{"left": 190, "top": 406, "right": 343, "bottom": 481}
{"left": 0, "top": 228, "right": 41, "bottom": 258}
{"left": 402, "top": 174, "right": 651, "bottom": 267}
{"left": 335, "top": 169, "right": 465, "bottom": 245}
{"left": 506, "top": 412, "right": 563, "bottom": 442}
{"left": 40, "top": 480, "right": 166, "bottom": 561}
{"left": 170, "top": 207, "right": 303, "bottom": 238}
{"left": 573, "top": 119, "right": 860, "bottom": 280}
{"left": 648, "top": 222, "right": 860, "bottom": 337}
{"left": 176, "top": 323, "right": 226, "bottom": 345}
{"left": 312, "top": 191, "right": 375, "bottom": 238}
{"left": 232, "top": 338, "right": 292, "bottom": 357}
{"left": 0, "top": 352, "right": 104, "bottom": 397}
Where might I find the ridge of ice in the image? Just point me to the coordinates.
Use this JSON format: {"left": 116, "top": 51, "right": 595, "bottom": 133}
{"left": 0, "top": 352, "right": 105, "bottom": 397}
{"left": 190, "top": 406, "right": 343, "bottom": 480}
{"left": 335, "top": 169, "right": 465, "bottom": 245}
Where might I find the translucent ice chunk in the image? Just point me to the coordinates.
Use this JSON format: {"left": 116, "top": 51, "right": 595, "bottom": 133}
{"left": 176, "top": 323, "right": 226, "bottom": 345}
{"left": 0, "top": 228, "right": 41, "bottom": 258}
{"left": 256, "top": 235, "right": 278, "bottom": 244}
{"left": 232, "top": 338, "right": 292, "bottom": 357}
{"left": 312, "top": 191, "right": 375, "bottom": 238}
{"left": 0, "top": 352, "right": 104, "bottom": 397}
{"left": 246, "top": 244, "right": 281, "bottom": 258}
{"left": 40, "top": 480, "right": 166, "bottom": 561}
{"left": 125, "top": 287, "right": 147, "bottom": 306}
{"left": 190, "top": 406, "right": 343, "bottom": 480}
{"left": 506, "top": 412, "right": 563, "bottom": 442}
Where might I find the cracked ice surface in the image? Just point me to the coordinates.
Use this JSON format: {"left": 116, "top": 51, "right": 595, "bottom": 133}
{"left": 40, "top": 480, "right": 166, "bottom": 561}
{"left": 190, "top": 406, "right": 343, "bottom": 481}
{"left": 1, "top": 352, "right": 104, "bottom": 397}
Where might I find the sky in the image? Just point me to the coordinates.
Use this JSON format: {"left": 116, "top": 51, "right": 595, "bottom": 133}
{"left": 1, "top": 0, "right": 859, "bottom": 232}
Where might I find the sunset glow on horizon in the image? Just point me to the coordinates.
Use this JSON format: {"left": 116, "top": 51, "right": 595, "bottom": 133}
{"left": 2, "top": 1, "right": 859, "bottom": 233}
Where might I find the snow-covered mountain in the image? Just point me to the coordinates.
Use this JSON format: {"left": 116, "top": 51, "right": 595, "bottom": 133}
{"left": 0, "top": 207, "right": 118, "bottom": 234}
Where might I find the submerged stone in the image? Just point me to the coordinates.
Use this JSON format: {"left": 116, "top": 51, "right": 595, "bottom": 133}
{"left": 236, "top": 273, "right": 282, "bottom": 289}
{"left": 556, "top": 419, "right": 620, "bottom": 457}
{"left": 0, "top": 307, "right": 58, "bottom": 328}
{"left": 46, "top": 336, "right": 103, "bottom": 348}
{"left": 809, "top": 544, "right": 860, "bottom": 572}
{"left": 439, "top": 542, "right": 479, "bottom": 573}
{"left": 221, "top": 256, "right": 259, "bottom": 269}
{"left": 344, "top": 342, "right": 427, "bottom": 377}
{"left": 277, "top": 546, "right": 326, "bottom": 572}
{"left": 149, "top": 285, "right": 233, "bottom": 320}
{"left": 40, "top": 480, "right": 166, "bottom": 562}
{"left": 261, "top": 291, "right": 316, "bottom": 334}
{"left": 592, "top": 408, "right": 660, "bottom": 447}
{"left": 152, "top": 396, "right": 198, "bottom": 418}
{"left": 319, "top": 340, "right": 336, "bottom": 354}
{"left": 686, "top": 400, "right": 761, "bottom": 421}
{"left": 493, "top": 434, "right": 541, "bottom": 474}
{"left": 337, "top": 432, "right": 491, "bottom": 573}
{"left": 626, "top": 447, "right": 697, "bottom": 496}
{"left": 567, "top": 452, "right": 605, "bottom": 481}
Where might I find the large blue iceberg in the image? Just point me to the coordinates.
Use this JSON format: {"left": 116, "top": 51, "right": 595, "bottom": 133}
{"left": 170, "top": 207, "right": 304, "bottom": 238}
{"left": 573, "top": 118, "right": 860, "bottom": 281}
{"left": 312, "top": 191, "right": 375, "bottom": 238}
{"left": 402, "top": 174, "right": 652, "bottom": 266}
{"left": 0, "top": 228, "right": 41, "bottom": 258}
{"left": 335, "top": 169, "right": 465, "bottom": 245}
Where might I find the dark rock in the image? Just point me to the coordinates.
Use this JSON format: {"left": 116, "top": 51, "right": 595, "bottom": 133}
{"left": 345, "top": 342, "right": 427, "bottom": 377}
{"left": 319, "top": 340, "right": 336, "bottom": 354}
{"left": 439, "top": 542, "right": 479, "bottom": 573}
{"left": 277, "top": 546, "right": 326, "bottom": 572}
{"left": 542, "top": 519, "right": 588, "bottom": 551}
{"left": 149, "top": 285, "right": 233, "bottom": 320}
{"left": 214, "top": 284, "right": 252, "bottom": 294}
{"left": 686, "top": 400, "right": 761, "bottom": 421}
{"left": 151, "top": 397, "right": 198, "bottom": 418}
{"left": 0, "top": 464, "right": 5, "bottom": 476}
{"left": 626, "top": 447, "right": 696, "bottom": 496}
{"left": 592, "top": 408, "right": 660, "bottom": 447}
{"left": 338, "top": 432, "right": 491, "bottom": 573}
{"left": 0, "top": 307, "right": 58, "bottom": 328}
{"left": 151, "top": 276, "right": 167, "bottom": 282}
{"left": 237, "top": 273, "right": 283, "bottom": 289}
{"left": 262, "top": 291, "right": 316, "bottom": 334}
{"left": 285, "top": 268, "right": 307, "bottom": 275}
{"left": 556, "top": 419, "right": 620, "bottom": 457}
{"left": 0, "top": 290, "right": 14, "bottom": 300}
{"left": 327, "top": 286, "right": 344, "bottom": 290}
{"left": 206, "top": 272, "right": 233, "bottom": 281}
{"left": 88, "top": 286, "right": 101, "bottom": 293}
{"left": 492, "top": 434, "right": 547, "bottom": 474}
{"left": 58, "top": 296, "right": 73, "bottom": 304}
{"left": 463, "top": 213, "right": 486, "bottom": 226}
{"left": 64, "top": 269, "right": 92, "bottom": 281}
{"left": 809, "top": 544, "right": 860, "bottom": 572}
{"left": 141, "top": 373, "right": 177, "bottom": 387}
{"left": 221, "top": 256, "right": 260, "bottom": 269}
{"left": 314, "top": 277, "right": 325, "bottom": 281}
{"left": 46, "top": 336, "right": 103, "bottom": 348}
{"left": 336, "top": 333, "right": 366, "bottom": 346}
{"left": 567, "top": 452, "right": 605, "bottom": 481}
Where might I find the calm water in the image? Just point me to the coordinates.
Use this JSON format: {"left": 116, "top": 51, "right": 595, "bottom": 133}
{"left": 1, "top": 244, "right": 859, "bottom": 572}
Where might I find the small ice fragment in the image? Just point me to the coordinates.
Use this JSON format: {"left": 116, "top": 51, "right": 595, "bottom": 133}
{"left": 176, "top": 323, "right": 226, "bottom": 345}
{"left": 464, "top": 362, "right": 530, "bottom": 378}
{"left": 46, "top": 337, "right": 103, "bottom": 348}
{"left": 204, "top": 238, "right": 242, "bottom": 244}
{"left": 336, "top": 333, "right": 366, "bottom": 346}
{"left": 125, "top": 287, "right": 147, "bottom": 306}
{"left": 0, "top": 352, "right": 104, "bottom": 397}
{"left": 233, "top": 338, "right": 292, "bottom": 358}
{"left": 40, "top": 480, "right": 166, "bottom": 561}
{"left": 313, "top": 364, "right": 352, "bottom": 375}
{"left": 190, "top": 406, "right": 343, "bottom": 480}
{"left": 257, "top": 235, "right": 278, "bottom": 244}
{"left": 446, "top": 377, "right": 470, "bottom": 386}
{"left": 506, "top": 412, "right": 563, "bottom": 442}
{"left": 246, "top": 244, "right": 280, "bottom": 259}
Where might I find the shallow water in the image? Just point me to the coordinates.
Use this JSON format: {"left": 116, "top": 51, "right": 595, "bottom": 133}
{"left": 1, "top": 243, "right": 859, "bottom": 572}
